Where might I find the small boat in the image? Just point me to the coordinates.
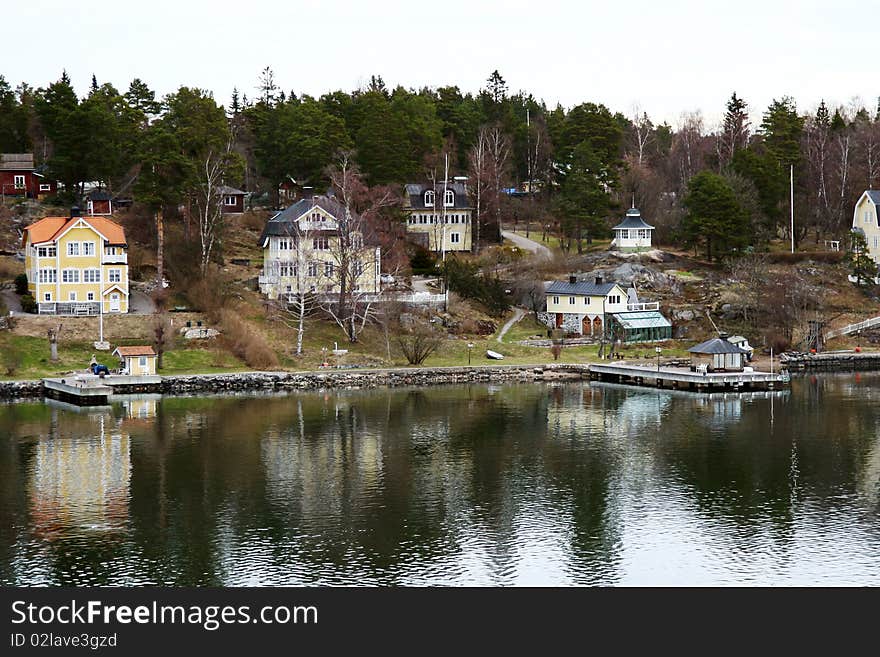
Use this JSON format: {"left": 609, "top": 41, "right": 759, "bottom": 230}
{"left": 486, "top": 350, "right": 505, "bottom": 360}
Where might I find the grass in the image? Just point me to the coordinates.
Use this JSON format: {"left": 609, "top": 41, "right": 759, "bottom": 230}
{"left": 0, "top": 334, "right": 95, "bottom": 380}
{"left": 160, "top": 348, "right": 247, "bottom": 374}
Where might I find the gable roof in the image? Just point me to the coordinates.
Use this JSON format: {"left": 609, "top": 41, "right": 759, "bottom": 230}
{"left": 0, "top": 153, "right": 34, "bottom": 171}
{"left": 865, "top": 191, "right": 880, "bottom": 205}
{"left": 113, "top": 346, "right": 156, "bottom": 357}
{"left": 612, "top": 310, "right": 671, "bottom": 329}
{"left": 612, "top": 208, "right": 654, "bottom": 231}
{"left": 259, "top": 195, "right": 353, "bottom": 244}
{"left": 85, "top": 189, "right": 112, "bottom": 201}
{"left": 23, "top": 215, "right": 126, "bottom": 246}
{"left": 218, "top": 185, "right": 246, "bottom": 196}
{"left": 404, "top": 182, "right": 472, "bottom": 210}
{"left": 688, "top": 337, "right": 747, "bottom": 355}
{"left": 546, "top": 279, "right": 624, "bottom": 296}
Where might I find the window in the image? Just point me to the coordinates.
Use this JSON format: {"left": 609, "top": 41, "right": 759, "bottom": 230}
{"left": 324, "top": 262, "right": 334, "bottom": 277}
{"left": 352, "top": 260, "right": 364, "bottom": 277}
{"left": 552, "top": 296, "right": 559, "bottom": 304}
{"left": 584, "top": 297, "right": 590, "bottom": 305}
{"left": 37, "top": 246, "right": 56, "bottom": 258}
{"left": 308, "top": 262, "right": 318, "bottom": 277}
{"left": 419, "top": 215, "right": 428, "bottom": 224}
{"left": 866, "top": 211, "right": 871, "bottom": 224}
{"left": 44, "top": 293, "right": 51, "bottom": 301}
{"left": 39, "top": 269, "right": 57, "bottom": 283}
{"left": 108, "top": 269, "right": 121, "bottom": 283}
{"left": 68, "top": 292, "right": 76, "bottom": 301}
{"left": 569, "top": 296, "right": 575, "bottom": 305}
{"left": 312, "top": 236, "right": 329, "bottom": 250}
{"left": 444, "top": 190, "right": 454, "bottom": 207}
{"left": 224, "top": 196, "right": 237, "bottom": 206}
{"left": 450, "top": 232, "right": 461, "bottom": 244}
{"left": 451, "top": 214, "right": 459, "bottom": 224}
{"left": 62, "top": 269, "right": 80, "bottom": 283}
{"left": 83, "top": 269, "right": 101, "bottom": 283}
{"left": 67, "top": 242, "right": 80, "bottom": 256}
{"left": 87, "top": 292, "right": 95, "bottom": 301}
{"left": 39, "top": 183, "right": 51, "bottom": 192}
{"left": 608, "top": 295, "right": 621, "bottom": 304}
{"left": 277, "top": 238, "right": 291, "bottom": 251}
{"left": 13, "top": 175, "right": 25, "bottom": 189}
{"left": 83, "top": 242, "right": 95, "bottom": 256}
{"left": 424, "top": 190, "right": 435, "bottom": 207}
{"left": 874, "top": 237, "right": 878, "bottom": 249}
{"left": 279, "top": 263, "right": 291, "bottom": 277}
{"left": 637, "top": 229, "right": 648, "bottom": 239}
{"left": 139, "top": 356, "right": 147, "bottom": 368}
{"left": 352, "top": 234, "right": 362, "bottom": 249}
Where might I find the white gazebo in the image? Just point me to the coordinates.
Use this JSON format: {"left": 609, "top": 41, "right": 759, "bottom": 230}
{"left": 611, "top": 207, "right": 654, "bottom": 251}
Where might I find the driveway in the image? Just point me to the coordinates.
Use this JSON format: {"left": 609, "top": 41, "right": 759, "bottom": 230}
{"left": 129, "top": 289, "right": 157, "bottom": 314}
{"left": 497, "top": 307, "right": 526, "bottom": 343}
{"left": 1, "top": 287, "right": 21, "bottom": 314}
{"left": 502, "top": 231, "right": 552, "bottom": 260}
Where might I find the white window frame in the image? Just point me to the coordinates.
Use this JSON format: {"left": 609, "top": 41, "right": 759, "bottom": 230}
{"left": 83, "top": 268, "right": 101, "bottom": 283}
{"left": 68, "top": 292, "right": 77, "bottom": 301}
{"left": 569, "top": 296, "right": 575, "bottom": 305}
{"left": 39, "top": 183, "right": 51, "bottom": 192}
{"left": 324, "top": 262, "right": 334, "bottom": 277}
{"left": 552, "top": 296, "right": 559, "bottom": 304}
{"left": 424, "top": 190, "right": 435, "bottom": 207}
{"left": 87, "top": 292, "right": 95, "bottom": 301}
{"left": 44, "top": 292, "right": 51, "bottom": 301}
{"left": 13, "top": 175, "right": 25, "bottom": 189}
{"left": 444, "top": 190, "right": 454, "bottom": 207}
{"left": 108, "top": 269, "right": 121, "bottom": 283}
{"left": 139, "top": 356, "right": 147, "bottom": 368}
{"left": 450, "top": 232, "right": 461, "bottom": 244}
{"left": 62, "top": 269, "right": 80, "bottom": 283}
{"left": 82, "top": 241, "right": 95, "bottom": 256}
{"left": 67, "top": 242, "right": 80, "bottom": 256}
{"left": 224, "top": 195, "right": 237, "bottom": 206}
{"left": 312, "top": 236, "right": 329, "bottom": 250}
{"left": 307, "top": 262, "right": 318, "bottom": 277}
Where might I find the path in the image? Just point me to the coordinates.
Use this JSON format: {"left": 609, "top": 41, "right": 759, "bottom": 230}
{"left": 502, "top": 230, "right": 552, "bottom": 260}
{"left": 497, "top": 307, "right": 526, "bottom": 343}
{"left": 1, "top": 287, "right": 22, "bottom": 314}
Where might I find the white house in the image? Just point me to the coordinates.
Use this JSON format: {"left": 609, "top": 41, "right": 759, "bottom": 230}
{"left": 852, "top": 190, "right": 880, "bottom": 264}
{"left": 611, "top": 207, "right": 654, "bottom": 252}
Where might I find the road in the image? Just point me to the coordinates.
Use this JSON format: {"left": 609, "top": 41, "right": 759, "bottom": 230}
{"left": 497, "top": 307, "right": 526, "bottom": 343}
{"left": 502, "top": 230, "right": 552, "bottom": 260}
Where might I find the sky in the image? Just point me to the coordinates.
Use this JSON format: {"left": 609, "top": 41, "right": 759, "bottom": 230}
{"left": 3, "top": 0, "right": 876, "bottom": 128}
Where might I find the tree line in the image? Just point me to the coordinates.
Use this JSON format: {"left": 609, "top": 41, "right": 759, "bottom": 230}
{"left": 2, "top": 68, "right": 879, "bottom": 262}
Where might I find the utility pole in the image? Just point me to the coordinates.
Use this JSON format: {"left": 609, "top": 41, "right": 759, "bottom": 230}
{"left": 790, "top": 164, "right": 795, "bottom": 254}
{"left": 442, "top": 153, "right": 449, "bottom": 312}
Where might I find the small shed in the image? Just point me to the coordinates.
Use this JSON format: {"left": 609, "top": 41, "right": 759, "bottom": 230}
{"left": 112, "top": 346, "right": 157, "bottom": 375}
{"left": 688, "top": 336, "right": 748, "bottom": 372}
{"left": 219, "top": 185, "right": 246, "bottom": 213}
{"left": 86, "top": 188, "right": 113, "bottom": 215}
{"left": 611, "top": 207, "right": 654, "bottom": 251}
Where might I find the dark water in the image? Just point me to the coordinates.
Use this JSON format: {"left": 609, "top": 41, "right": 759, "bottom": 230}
{"left": 1, "top": 374, "right": 879, "bottom": 586}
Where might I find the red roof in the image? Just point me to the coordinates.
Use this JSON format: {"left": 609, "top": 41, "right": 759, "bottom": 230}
{"left": 113, "top": 346, "right": 156, "bottom": 357}
{"left": 23, "top": 215, "right": 126, "bottom": 246}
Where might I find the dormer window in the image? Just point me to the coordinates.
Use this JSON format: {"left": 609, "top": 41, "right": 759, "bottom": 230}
{"left": 424, "top": 190, "right": 435, "bottom": 207}
{"left": 444, "top": 190, "right": 454, "bottom": 207}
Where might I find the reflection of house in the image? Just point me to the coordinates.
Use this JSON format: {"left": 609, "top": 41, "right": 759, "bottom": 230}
{"left": 258, "top": 195, "right": 381, "bottom": 300}
{"left": 688, "top": 335, "right": 748, "bottom": 372}
{"left": 121, "top": 395, "right": 159, "bottom": 419}
{"left": 610, "top": 207, "right": 654, "bottom": 252}
{"left": 30, "top": 415, "right": 130, "bottom": 538}
{"left": 218, "top": 185, "right": 246, "bottom": 214}
{"left": 113, "top": 346, "right": 157, "bottom": 375}
{"left": 852, "top": 190, "right": 880, "bottom": 264}
{"left": 0, "top": 153, "right": 57, "bottom": 199}
{"left": 403, "top": 181, "right": 473, "bottom": 253}
{"left": 22, "top": 209, "right": 129, "bottom": 315}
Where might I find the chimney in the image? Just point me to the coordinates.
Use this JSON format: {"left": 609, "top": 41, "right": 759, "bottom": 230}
{"left": 569, "top": 275, "right": 577, "bottom": 285}
{"left": 595, "top": 276, "right": 603, "bottom": 285}
{"left": 70, "top": 206, "right": 81, "bottom": 218}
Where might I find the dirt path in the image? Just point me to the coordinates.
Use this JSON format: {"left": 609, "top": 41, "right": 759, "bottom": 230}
{"left": 502, "top": 231, "right": 552, "bottom": 259}
{"left": 497, "top": 307, "right": 526, "bottom": 343}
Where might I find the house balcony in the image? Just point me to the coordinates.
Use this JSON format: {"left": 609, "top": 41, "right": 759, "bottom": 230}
{"left": 39, "top": 302, "right": 101, "bottom": 316}
{"left": 258, "top": 274, "right": 278, "bottom": 286}
{"left": 102, "top": 254, "right": 128, "bottom": 264}
{"left": 626, "top": 302, "right": 660, "bottom": 312}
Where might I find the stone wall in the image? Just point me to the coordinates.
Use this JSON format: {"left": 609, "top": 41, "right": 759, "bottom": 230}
{"left": 0, "top": 379, "right": 43, "bottom": 398}
{"left": 536, "top": 311, "right": 584, "bottom": 335}
{"left": 781, "top": 351, "right": 880, "bottom": 371}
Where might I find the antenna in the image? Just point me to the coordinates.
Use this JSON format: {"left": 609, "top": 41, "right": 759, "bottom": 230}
{"left": 632, "top": 192, "right": 635, "bottom": 209}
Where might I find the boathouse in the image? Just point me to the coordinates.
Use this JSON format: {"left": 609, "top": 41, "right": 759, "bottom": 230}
{"left": 688, "top": 336, "right": 748, "bottom": 372}
{"left": 113, "top": 346, "right": 158, "bottom": 375}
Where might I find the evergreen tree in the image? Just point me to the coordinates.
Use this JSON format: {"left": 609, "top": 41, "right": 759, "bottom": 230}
{"left": 720, "top": 92, "right": 749, "bottom": 166}
{"left": 682, "top": 170, "right": 750, "bottom": 261}
{"left": 849, "top": 230, "right": 877, "bottom": 286}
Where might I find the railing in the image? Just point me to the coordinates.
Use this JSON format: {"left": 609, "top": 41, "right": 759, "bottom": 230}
{"left": 102, "top": 254, "right": 128, "bottom": 264}
{"left": 38, "top": 302, "right": 101, "bottom": 316}
{"left": 258, "top": 275, "right": 278, "bottom": 286}
{"left": 626, "top": 302, "right": 660, "bottom": 311}
{"left": 824, "top": 316, "right": 880, "bottom": 340}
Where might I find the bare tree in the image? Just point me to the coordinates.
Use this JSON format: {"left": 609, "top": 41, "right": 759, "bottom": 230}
{"left": 397, "top": 320, "right": 442, "bottom": 365}
{"left": 629, "top": 105, "right": 655, "bottom": 168}
{"left": 485, "top": 125, "right": 511, "bottom": 241}
{"left": 468, "top": 127, "right": 490, "bottom": 253}
{"left": 267, "top": 220, "right": 319, "bottom": 356}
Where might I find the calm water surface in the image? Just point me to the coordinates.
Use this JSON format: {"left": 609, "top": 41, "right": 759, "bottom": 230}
{"left": 1, "top": 374, "right": 879, "bottom": 586}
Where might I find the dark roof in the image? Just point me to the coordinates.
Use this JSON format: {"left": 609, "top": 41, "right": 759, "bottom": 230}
{"left": 405, "top": 182, "right": 472, "bottom": 210}
{"left": 688, "top": 337, "right": 748, "bottom": 355}
{"left": 218, "top": 185, "right": 246, "bottom": 196}
{"left": 865, "top": 191, "right": 880, "bottom": 204}
{"left": 259, "top": 195, "right": 354, "bottom": 243}
{"left": 85, "top": 189, "right": 112, "bottom": 201}
{"left": 0, "top": 153, "right": 34, "bottom": 171}
{"left": 546, "top": 280, "right": 621, "bottom": 296}
{"left": 612, "top": 208, "right": 654, "bottom": 231}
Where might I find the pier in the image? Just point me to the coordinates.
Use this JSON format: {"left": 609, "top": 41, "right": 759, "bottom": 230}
{"left": 41, "top": 374, "right": 162, "bottom": 405}
{"left": 588, "top": 362, "right": 788, "bottom": 391}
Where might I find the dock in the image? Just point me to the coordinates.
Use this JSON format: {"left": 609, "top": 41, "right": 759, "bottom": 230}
{"left": 588, "top": 362, "right": 789, "bottom": 391}
{"left": 41, "top": 373, "right": 162, "bottom": 405}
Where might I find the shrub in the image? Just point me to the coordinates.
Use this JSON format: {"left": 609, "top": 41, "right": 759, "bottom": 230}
{"left": 409, "top": 247, "right": 438, "bottom": 275}
{"left": 397, "top": 323, "right": 442, "bottom": 365}
{"left": 218, "top": 309, "right": 278, "bottom": 370}
{"left": 14, "top": 273, "right": 28, "bottom": 296}
{"left": 20, "top": 294, "right": 36, "bottom": 313}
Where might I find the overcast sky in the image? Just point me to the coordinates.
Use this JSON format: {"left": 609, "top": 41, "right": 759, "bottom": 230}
{"left": 4, "top": 0, "right": 875, "bottom": 128}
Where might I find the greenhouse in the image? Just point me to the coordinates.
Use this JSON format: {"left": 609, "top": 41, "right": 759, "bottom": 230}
{"left": 610, "top": 311, "right": 672, "bottom": 343}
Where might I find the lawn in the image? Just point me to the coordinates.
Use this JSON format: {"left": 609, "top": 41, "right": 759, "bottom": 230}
{"left": 0, "top": 334, "right": 95, "bottom": 380}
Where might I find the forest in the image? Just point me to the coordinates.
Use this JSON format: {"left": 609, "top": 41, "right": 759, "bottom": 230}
{"left": 2, "top": 67, "right": 880, "bottom": 264}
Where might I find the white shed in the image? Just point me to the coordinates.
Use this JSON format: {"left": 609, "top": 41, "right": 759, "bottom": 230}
{"left": 611, "top": 208, "right": 654, "bottom": 252}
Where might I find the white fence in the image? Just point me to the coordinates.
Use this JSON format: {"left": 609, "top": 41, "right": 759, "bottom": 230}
{"left": 824, "top": 316, "right": 880, "bottom": 340}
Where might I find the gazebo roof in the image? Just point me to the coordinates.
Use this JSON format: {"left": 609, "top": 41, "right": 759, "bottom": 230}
{"left": 688, "top": 337, "right": 747, "bottom": 355}
{"left": 612, "top": 208, "right": 654, "bottom": 231}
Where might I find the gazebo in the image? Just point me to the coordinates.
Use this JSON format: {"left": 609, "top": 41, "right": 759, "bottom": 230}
{"left": 688, "top": 335, "right": 748, "bottom": 372}
{"left": 611, "top": 207, "right": 654, "bottom": 251}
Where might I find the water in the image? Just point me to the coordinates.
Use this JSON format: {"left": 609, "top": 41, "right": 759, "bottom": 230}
{"left": 1, "top": 374, "right": 879, "bottom": 586}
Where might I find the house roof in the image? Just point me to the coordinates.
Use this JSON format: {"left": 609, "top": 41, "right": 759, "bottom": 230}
{"left": 113, "top": 346, "right": 156, "bottom": 357}
{"left": 0, "top": 153, "right": 34, "bottom": 171}
{"left": 546, "top": 279, "right": 622, "bottom": 296}
{"left": 612, "top": 311, "right": 671, "bottom": 330}
{"left": 85, "top": 189, "right": 112, "bottom": 201}
{"left": 612, "top": 208, "right": 654, "bottom": 231}
{"left": 259, "top": 195, "right": 353, "bottom": 243}
{"left": 23, "top": 215, "right": 127, "bottom": 246}
{"left": 218, "top": 185, "right": 246, "bottom": 196}
{"left": 688, "top": 337, "right": 748, "bottom": 355}
{"left": 404, "top": 182, "right": 472, "bottom": 210}
{"left": 865, "top": 190, "right": 880, "bottom": 205}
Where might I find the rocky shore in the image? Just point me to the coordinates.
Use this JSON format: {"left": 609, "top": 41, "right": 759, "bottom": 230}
{"left": 780, "top": 351, "right": 880, "bottom": 371}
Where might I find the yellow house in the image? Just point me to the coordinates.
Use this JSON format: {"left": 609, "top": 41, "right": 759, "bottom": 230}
{"left": 112, "top": 346, "right": 157, "bottom": 375}
{"left": 22, "top": 210, "right": 129, "bottom": 315}
{"left": 404, "top": 181, "right": 473, "bottom": 253}
{"left": 258, "top": 195, "right": 381, "bottom": 301}
{"left": 853, "top": 190, "right": 880, "bottom": 263}
{"left": 542, "top": 275, "right": 631, "bottom": 335}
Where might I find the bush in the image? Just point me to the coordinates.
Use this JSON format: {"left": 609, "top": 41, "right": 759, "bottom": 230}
{"left": 397, "top": 323, "right": 442, "bottom": 365}
{"left": 443, "top": 259, "right": 510, "bottom": 317}
{"left": 14, "top": 273, "right": 28, "bottom": 296}
{"left": 20, "top": 294, "right": 36, "bottom": 313}
{"left": 409, "top": 247, "right": 438, "bottom": 275}
{"left": 218, "top": 309, "right": 278, "bottom": 370}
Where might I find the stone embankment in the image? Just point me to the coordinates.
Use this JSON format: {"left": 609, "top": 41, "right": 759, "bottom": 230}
{"left": 781, "top": 351, "right": 880, "bottom": 371}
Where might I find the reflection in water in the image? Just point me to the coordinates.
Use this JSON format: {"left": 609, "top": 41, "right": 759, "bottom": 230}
{"left": 1, "top": 375, "right": 880, "bottom": 586}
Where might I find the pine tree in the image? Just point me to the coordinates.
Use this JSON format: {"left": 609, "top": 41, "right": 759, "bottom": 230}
{"left": 720, "top": 92, "right": 749, "bottom": 166}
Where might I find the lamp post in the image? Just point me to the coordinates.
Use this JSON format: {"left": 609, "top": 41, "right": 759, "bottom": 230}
{"left": 467, "top": 342, "right": 474, "bottom": 365}
{"left": 656, "top": 346, "right": 662, "bottom": 371}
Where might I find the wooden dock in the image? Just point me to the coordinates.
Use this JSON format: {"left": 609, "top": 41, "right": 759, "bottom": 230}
{"left": 41, "top": 373, "right": 163, "bottom": 405}
{"left": 588, "top": 362, "right": 789, "bottom": 391}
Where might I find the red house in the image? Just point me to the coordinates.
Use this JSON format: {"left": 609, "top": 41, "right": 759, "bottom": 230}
{"left": 218, "top": 185, "right": 246, "bottom": 213}
{"left": 85, "top": 188, "right": 113, "bottom": 215}
{"left": 0, "top": 153, "right": 57, "bottom": 200}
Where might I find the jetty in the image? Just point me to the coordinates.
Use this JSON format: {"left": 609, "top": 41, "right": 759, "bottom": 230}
{"left": 588, "top": 362, "right": 788, "bottom": 391}
{"left": 41, "top": 373, "right": 162, "bottom": 405}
